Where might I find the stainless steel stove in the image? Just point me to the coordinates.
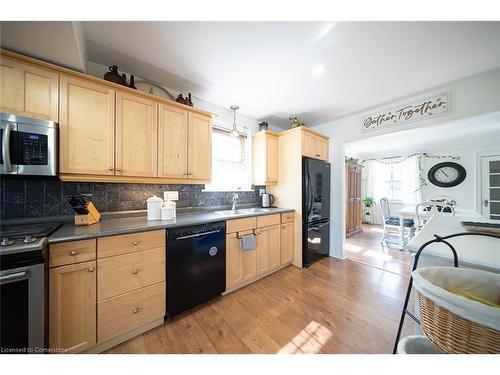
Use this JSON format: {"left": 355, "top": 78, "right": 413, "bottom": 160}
{"left": 0, "top": 221, "right": 61, "bottom": 353}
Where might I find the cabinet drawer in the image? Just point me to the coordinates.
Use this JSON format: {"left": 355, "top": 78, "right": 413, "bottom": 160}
{"left": 226, "top": 217, "right": 257, "bottom": 233}
{"left": 281, "top": 212, "right": 294, "bottom": 223}
{"left": 49, "top": 239, "right": 96, "bottom": 268}
{"left": 98, "top": 282, "right": 165, "bottom": 343}
{"left": 98, "top": 230, "right": 165, "bottom": 258}
{"left": 256, "top": 214, "right": 280, "bottom": 228}
{"left": 98, "top": 247, "right": 165, "bottom": 300}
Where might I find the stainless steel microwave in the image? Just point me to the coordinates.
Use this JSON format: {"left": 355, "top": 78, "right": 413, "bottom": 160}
{"left": 0, "top": 113, "right": 58, "bottom": 176}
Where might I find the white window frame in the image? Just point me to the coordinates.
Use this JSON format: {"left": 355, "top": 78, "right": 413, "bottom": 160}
{"left": 203, "top": 123, "right": 253, "bottom": 192}
{"left": 382, "top": 163, "right": 403, "bottom": 202}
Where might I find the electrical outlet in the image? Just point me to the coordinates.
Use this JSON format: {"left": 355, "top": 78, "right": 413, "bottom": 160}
{"left": 259, "top": 188, "right": 265, "bottom": 196}
{"left": 164, "top": 191, "right": 179, "bottom": 201}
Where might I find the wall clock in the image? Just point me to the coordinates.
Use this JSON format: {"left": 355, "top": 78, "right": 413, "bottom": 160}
{"left": 427, "top": 162, "right": 466, "bottom": 188}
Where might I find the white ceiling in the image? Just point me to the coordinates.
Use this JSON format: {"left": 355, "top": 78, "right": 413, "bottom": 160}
{"left": 82, "top": 21, "right": 500, "bottom": 128}
{"left": 345, "top": 112, "right": 500, "bottom": 156}
{"left": 2, "top": 22, "right": 500, "bottom": 128}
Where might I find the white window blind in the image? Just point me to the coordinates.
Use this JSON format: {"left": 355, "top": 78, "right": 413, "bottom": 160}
{"left": 204, "top": 128, "right": 251, "bottom": 191}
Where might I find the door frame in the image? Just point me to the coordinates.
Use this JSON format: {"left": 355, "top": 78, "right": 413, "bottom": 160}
{"left": 475, "top": 150, "right": 500, "bottom": 218}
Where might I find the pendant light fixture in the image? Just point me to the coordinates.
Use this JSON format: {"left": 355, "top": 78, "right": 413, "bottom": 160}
{"left": 230, "top": 105, "right": 240, "bottom": 137}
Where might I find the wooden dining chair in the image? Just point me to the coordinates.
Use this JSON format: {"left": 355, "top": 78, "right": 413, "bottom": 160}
{"left": 380, "top": 197, "right": 415, "bottom": 246}
{"left": 415, "top": 201, "right": 455, "bottom": 232}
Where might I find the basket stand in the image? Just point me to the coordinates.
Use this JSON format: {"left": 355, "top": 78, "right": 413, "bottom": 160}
{"left": 392, "top": 231, "right": 500, "bottom": 354}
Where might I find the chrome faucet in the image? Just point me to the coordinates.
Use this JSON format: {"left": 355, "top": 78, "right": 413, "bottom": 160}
{"left": 231, "top": 193, "right": 239, "bottom": 211}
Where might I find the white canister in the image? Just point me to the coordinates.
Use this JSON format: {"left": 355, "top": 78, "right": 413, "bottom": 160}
{"left": 146, "top": 195, "right": 163, "bottom": 220}
{"left": 162, "top": 200, "right": 176, "bottom": 220}
{"left": 161, "top": 204, "right": 174, "bottom": 220}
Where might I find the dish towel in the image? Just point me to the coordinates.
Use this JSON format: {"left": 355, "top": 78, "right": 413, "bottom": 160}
{"left": 241, "top": 234, "right": 256, "bottom": 251}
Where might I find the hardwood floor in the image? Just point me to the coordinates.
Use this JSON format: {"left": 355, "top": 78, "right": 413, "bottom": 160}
{"left": 105, "top": 254, "right": 416, "bottom": 354}
{"left": 345, "top": 224, "right": 412, "bottom": 278}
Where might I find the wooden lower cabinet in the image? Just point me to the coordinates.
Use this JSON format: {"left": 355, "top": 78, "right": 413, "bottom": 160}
{"left": 280, "top": 222, "right": 294, "bottom": 264}
{"left": 98, "top": 282, "right": 165, "bottom": 343}
{"left": 49, "top": 260, "right": 97, "bottom": 353}
{"left": 226, "top": 231, "right": 257, "bottom": 289}
{"left": 256, "top": 224, "right": 281, "bottom": 275}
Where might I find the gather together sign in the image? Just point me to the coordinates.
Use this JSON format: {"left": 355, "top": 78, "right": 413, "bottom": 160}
{"left": 362, "top": 92, "right": 450, "bottom": 132}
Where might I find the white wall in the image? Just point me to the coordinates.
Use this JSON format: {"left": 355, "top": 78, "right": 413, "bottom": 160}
{"left": 354, "top": 139, "right": 500, "bottom": 224}
{"left": 312, "top": 68, "right": 500, "bottom": 259}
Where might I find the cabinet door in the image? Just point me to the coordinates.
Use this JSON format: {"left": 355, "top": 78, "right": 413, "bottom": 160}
{"left": 188, "top": 112, "right": 212, "bottom": 180}
{"left": 0, "top": 56, "right": 58, "bottom": 121}
{"left": 281, "top": 222, "right": 294, "bottom": 265}
{"left": 116, "top": 92, "right": 158, "bottom": 177}
{"left": 318, "top": 138, "right": 329, "bottom": 160}
{"left": 266, "top": 135, "right": 278, "bottom": 182}
{"left": 256, "top": 225, "right": 281, "bottom": 275}
{"left": 59, "top": 75, "right": 115, "bottom": 175}
{"left": 302, "top": 132, "right": 317, "bottom": 159}
{"left": 226, "top": 232, "right": 257, "bottom": 289}
{"left": 49, "top": 261, "right": 97, "bottom": 353}
{"left": 158, "top": 103, "right": 188, "bottom": 178}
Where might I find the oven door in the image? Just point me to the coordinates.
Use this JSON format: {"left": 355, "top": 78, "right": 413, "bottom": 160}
{"left": 0, "top": 120, "right": 18, "bottom": 175}
{"left": 0, "top": 263, "right": 45, "bottom": 353}
{"left": 16, "top": 122, "right": 57, "bottom": 176}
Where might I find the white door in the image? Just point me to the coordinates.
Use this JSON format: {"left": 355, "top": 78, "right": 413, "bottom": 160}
{"left": 481, "top": 155, "right": 500, "bottom": 221}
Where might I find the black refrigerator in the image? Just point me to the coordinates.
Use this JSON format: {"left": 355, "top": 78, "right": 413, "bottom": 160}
{"left": 302, "top": 157, "right": 331, "bottom": 267}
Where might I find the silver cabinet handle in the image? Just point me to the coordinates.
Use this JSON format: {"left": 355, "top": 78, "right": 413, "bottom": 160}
{"left": 484, "top": 199, "right": 489, "bottom": 207}
{"left": 132, "top": 241, "right": 140, "bottom": 246}
{"left": 69, "top": 250, "right": 78, "bottom": 256}
{"left": 0, "top": 271, "right": 27, "bottom": 283}
{"left": 2, "top": 123, "right": 13, "bottom": 173}
{"left": 116, "top": 169, "right": 121, "bottom": 172}
{"left": 132, "top": 307, "right": 139, "bottom": 314}
{"left": 176, "top": 229, "right": 221, "bottom": 240}
{"left": 88, "top": 267, "right": 95, "bottom": 272}
{"left": 108, "top": 167, "right": 114, "bottom": 171}
{"left": 132, "top": 269, "right": 139, "bottom": 275}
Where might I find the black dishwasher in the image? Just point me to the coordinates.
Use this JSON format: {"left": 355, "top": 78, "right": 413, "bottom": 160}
{"left": 166, "top": 221, "right": 226, "bottom": 317}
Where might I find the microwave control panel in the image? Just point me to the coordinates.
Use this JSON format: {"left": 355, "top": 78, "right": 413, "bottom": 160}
{"left": 18, "top": 132, "right": 48, "bottom": 165}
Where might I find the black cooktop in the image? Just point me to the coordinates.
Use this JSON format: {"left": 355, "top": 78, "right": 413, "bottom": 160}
{"left": 0, "top": 222, "right": 63, "bottom": 239}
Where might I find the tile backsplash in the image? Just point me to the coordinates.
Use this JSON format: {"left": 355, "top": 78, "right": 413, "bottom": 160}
{"left": 0, "top": 177, "right": 263, "bottom": 221}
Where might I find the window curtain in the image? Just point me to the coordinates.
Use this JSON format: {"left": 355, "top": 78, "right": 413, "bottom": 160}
{"left": 399, "top": 156, "right": 422, "bottom": 205}
{"left": 362, "top": 155, "right": 423, "bottom": 224}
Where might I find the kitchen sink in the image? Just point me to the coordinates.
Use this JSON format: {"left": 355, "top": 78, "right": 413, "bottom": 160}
{"left": 213, "top": 208, "right": 273, "bottom": 216}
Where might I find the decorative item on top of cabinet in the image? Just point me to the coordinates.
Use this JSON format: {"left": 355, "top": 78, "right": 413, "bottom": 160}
{"left": 253, "top": 130, "right": 279, "bottom": 185}
{"left": 259, "top": 122, "right": 269, "bottom": 131}
{"left": 345, "top": 162, "right": 363, "bottom": 237}
{"left": 0, "top": 55, "right": 59, "bottom": 121}
{"left": 103, "top": 65, "right": 127, "bottom": 86}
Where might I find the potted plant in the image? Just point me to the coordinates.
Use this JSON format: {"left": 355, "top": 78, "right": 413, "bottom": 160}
{"left": 363, "top": 197, "right": 375, "bottom": 224}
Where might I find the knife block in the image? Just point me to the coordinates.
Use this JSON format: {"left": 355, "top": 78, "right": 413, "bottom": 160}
{"left": 74, "top": 201, "right": 101, "bottom": 226}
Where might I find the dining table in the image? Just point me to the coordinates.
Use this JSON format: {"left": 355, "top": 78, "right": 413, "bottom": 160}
{"left": 396, "top": 205, "right": 483, "bottom": 247}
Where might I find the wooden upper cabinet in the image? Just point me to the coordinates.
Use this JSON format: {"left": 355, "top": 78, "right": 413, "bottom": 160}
{"left": 188, "top": 111, "right": 212, "bottom": 180}
{"left": 59, "top": 75, "right": 115, "bottom": 175}
{"left": 158, "top": 103, "right": 188, "bottom": 178}
{"left": 116, "top": 92, "right": 158, "bottom": 177}
{"left": 253, "top": 131, "right": 278, "bottom": 185}
{"left": 0, "top": 56, "right": 58, "bottom": 121}
{"left": 302, "top": 130, "right": 329, "bottom": 161}
{"left": 49, "top": 261, "right": 97, "bottom": 353}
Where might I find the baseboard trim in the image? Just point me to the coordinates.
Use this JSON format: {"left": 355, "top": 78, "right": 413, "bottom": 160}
{"left": 223, "top": 262, "right": 292, "bottom": 295}
{"left": 83, "top": 318, "right": 165, "bottom": 354}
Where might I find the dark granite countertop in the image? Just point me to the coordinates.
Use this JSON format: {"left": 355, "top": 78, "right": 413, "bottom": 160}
{"left": 48, "top": 207, "right": 294, "bottom": 244}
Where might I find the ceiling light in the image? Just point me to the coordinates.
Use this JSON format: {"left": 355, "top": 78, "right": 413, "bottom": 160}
{"left": 313, "top": 64, "right": 325, "bottom": 76}
{"left": 230, "top": 105, "right": 240, "bottom": 137}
